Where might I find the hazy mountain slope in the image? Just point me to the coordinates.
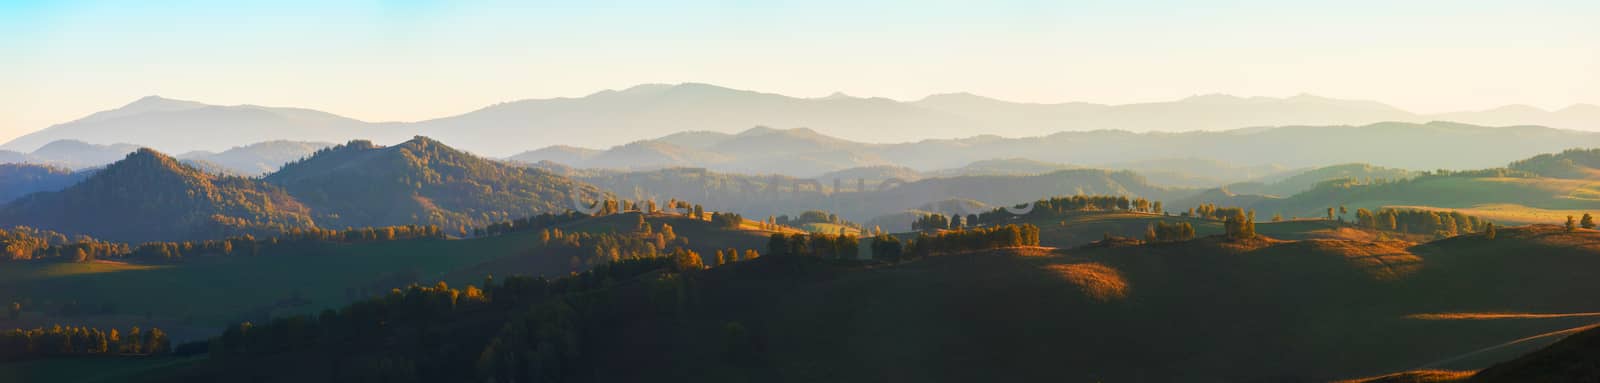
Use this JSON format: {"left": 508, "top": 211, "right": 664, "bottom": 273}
{"left": 505, "top": 145, "right": 601, "bottom": 166}
{"left": 1, "top": 96, "right": 407, "bottom": 154}
{"left": 264, "top": 137, "right": 605, "bottom": 235}
{"left": 815, "top": 165, "right": 924, "bottom": 186}
{"left": 0, "top": 163, "right": 92, "bottom": 203}
{"left": 1433, "top": 103, "right": 1600, "bottom": 132}
{"left": 926, "top": 158, "right": 1078, "bottom": 177}
{"left": 19, "top": 140, "right": 140, "bottom": 169}
{"left": 178, "top": 140, "right": 334, "bottom": 176}
{"left": 0, "top": 149, "right": 315, "bottom": 242}
{"left": 1102, "top": 157, "right": 1290, "bottom": 188}
{"left": 876, "top": 122, "right": 1600, "bottom": 171}
{"left": 1227, "top": 163, "right": 1418, "bottom": 196}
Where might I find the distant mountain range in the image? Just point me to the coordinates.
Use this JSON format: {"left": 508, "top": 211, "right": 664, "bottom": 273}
{"left": 512, "top": 122, "right": 1600, "bottom": 177}
{"left": 5, "top": 83, "right": 1598, "bottom": 157}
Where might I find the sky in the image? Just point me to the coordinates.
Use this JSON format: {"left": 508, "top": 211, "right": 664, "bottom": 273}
{"left": 1, "top": 0, "right": 1597, "bottom": 143}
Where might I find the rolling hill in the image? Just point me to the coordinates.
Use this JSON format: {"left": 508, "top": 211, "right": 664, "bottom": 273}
{"left": 264, "top": 137, "right": 606, "bottom": 235}
{"left": 0, "top": 149, "right": 315, "bottom": 242}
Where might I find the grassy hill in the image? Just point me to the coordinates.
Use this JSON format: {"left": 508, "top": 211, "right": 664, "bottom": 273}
{"left": 0, "top": 149, "right": 315, "bottom": 242}
{"left": 0, "top": 210, "right": 787, "bottom": 340}
{"left": 266, "top": 137, "right": 605, "bottom": 236}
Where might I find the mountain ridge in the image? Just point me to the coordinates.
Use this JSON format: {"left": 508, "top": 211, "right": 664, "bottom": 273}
{"left": 11, "top": 83, "right": 1600, "bottom": 156}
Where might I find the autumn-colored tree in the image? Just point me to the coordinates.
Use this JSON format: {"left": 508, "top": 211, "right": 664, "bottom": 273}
{"left": 1583, "top": 213, "right": 1595, "bottom": 229}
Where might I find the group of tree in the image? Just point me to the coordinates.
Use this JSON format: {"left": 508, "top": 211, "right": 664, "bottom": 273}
{"left": 1565, "top": 213, "right": 1596, "bottom": 232}
{"left": 905, "top": 224, "right": 1040, "bottom": 257}
{"left": 1144, "top": 221, "right": 1197, "bottom": 243}
{"left": 965, "top": 195, "right": 1164, "bottom": 227}
{"left": 0, "top": 324, "right": 170, "bottom": 362}
{"left": 1223, "top": 211, "right": 1257, "bottom": 240}
{"left": 538, "top": 223, "right": 678, "bottom": 271}
{"left": 776, "top": 210, "right": 860, "bottom": 229}
{"left": 474, "top": 211, "right": 590, "bottom": 237}
{"left": 1353, "top": 208, "right": 1487, "bottom": 237}
{"left": 1, "top": 225, "right": 126, "bottom": 261}
{"left": 1185, "top": 203, "right": 1248, "bottom": 221}
{"left": 709, "top": 212, "right": 745, "bottom": 229}
{"left": 765, "top": 232, "right": 861, "bottom": 259}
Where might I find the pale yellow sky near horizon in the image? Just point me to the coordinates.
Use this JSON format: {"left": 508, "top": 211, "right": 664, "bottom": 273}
{"left": 2, "top": 0, "right": 1596, "bottom": 144}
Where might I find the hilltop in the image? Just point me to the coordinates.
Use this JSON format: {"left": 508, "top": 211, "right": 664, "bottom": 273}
{"left": 265, "top": 137, "right": 605, "bottom": 235}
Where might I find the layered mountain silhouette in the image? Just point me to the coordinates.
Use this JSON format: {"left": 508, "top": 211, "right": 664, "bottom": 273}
{"left": 514, "top": 122, "right": 1600, "bottom": 177}
{"left": 7, "top": 83, "right": 1598, "bottom": 156}
{"left": 0, "top": 137, "right": 605, "bottom": 242}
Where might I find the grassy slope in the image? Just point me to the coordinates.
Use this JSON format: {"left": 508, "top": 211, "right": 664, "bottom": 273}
{"left": 0, "top": 212, "right": 782, "bottom": 333}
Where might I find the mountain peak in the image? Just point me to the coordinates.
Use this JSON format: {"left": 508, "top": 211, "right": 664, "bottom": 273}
{"left": 122, "top": 95, "right": 206, "bottom": 110}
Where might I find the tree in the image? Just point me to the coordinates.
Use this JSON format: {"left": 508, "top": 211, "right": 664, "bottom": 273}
{"left": 1327, "top": 207, "right": 1335, "bottom": 220}
{"left": 660, "top": 223, "right": 676, "bottom": 242}
{"left": 1566, "top": 216, "right": 1578, "bottom": 232}
{"left": 1583, "top": 213, "right": 1596, "bottom": 229}
{"left": 693, "top": 205, "right": 705, "bottom": 220}
{"left": 1225, "top": 212, "right": 1255, "bottom": 240}
{"left": 672, "top": 248, "right": 704, "bottom": 272}
{"left": 714, "top": 250, "right": 726, "bottom": 266}
{"left": 744, "top": 249, "right": 760, "bottom": 261}
{"left": 1484, "top": 222, "right": 1497, "bottom": 240}
{"left": 767, "top": 234, "right": 788, "bottom": 257}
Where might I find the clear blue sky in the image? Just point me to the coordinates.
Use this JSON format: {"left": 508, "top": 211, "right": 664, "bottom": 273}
{"left": 2, "top": 0, "right": 1596, "bottom": 141}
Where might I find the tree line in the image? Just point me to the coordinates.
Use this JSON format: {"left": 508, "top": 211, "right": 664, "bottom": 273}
{"left": 1353, "top": 208, "right": 1487, "bottom": 237}
{"left": 905, "top": 224, "right": 1041, "bottom": 258}
{"left": 1145, "top": 221, "right": 1197, "bottom": 243}
{"left": 0, "top": 324, "right": 170, "bottom": 362}
{"left": 766, "top": 232, "right": 861, "bottom": 259}
{"left": 3, "top": 224, "right": 447, "bottom": 262}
